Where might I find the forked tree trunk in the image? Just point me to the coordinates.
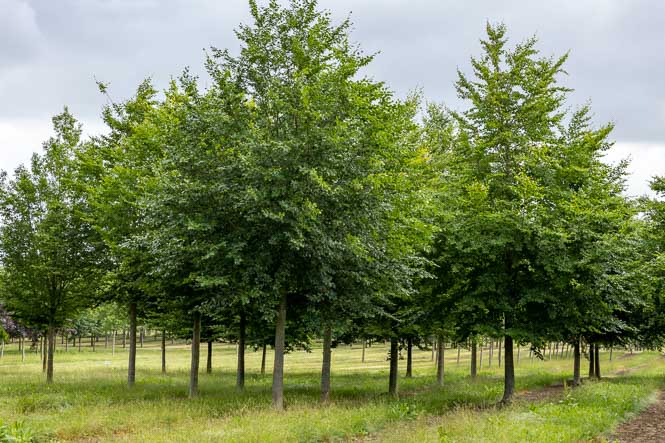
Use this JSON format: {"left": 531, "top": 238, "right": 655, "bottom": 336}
{"left": 500, "top": 335, "right": 515, "bottom": 404}
{"left": 388, "top": 337, "right": 399, "bottom": 397}
{"left": 237, "top": 312, "right": 246, "bottom": 390}
{"left": 470, "top": 340, "right": 477, "bottom": 379}
{"left": 437, "top": 335, "right": 445, "bottom": 386}
{"left": 320, "top": 323, "right": 332, "bottom": 402}
{"left": 573, "top": 339, "right": 581, "bottom": 386}
{"left": 189, "top": 312, "right": 201, "bottom": 398}
{"left": 405, "top": 337, "right": 413, "bottom": 378}
{"left": 272, "top": 293, "right": 287, "bottom": 410}
{"left": 594, "top": 345, "right": 601, "bottom": 379}
{"left": 128, "top": 302, "right": 137, "bottom": 388}
{"left": 46, "top": 325, "right": 55, "bottom": 384}
{"left": 161, "top": 330, "right": 166, "bottom": 374}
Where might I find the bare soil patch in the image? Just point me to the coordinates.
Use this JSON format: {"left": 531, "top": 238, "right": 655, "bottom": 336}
{"left": 612, "top": 391, "right": 665, "bottom": 443}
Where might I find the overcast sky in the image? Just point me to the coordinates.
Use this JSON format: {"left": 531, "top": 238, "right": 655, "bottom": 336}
{"left": 1, "top": 0, "right": 663, "bottom": 196}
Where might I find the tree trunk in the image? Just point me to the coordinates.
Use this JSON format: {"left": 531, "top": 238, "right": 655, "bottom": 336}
{"left": 498, "top": 338, "right": 502, "bottom": 368}
{"left": 588, "top": 343, "right": 595, "bottom": 379}
{"left": 272, "top": 293, "right": 287, "bottom": 410}
{"left": 405, "top": 337, "right": 413, "bottom": 378}
{"left": 112, "top": 330, "right": 116, "bottom": 356}
{"left": 457, "top": 345, "right": 461, "bottom": 366}
{"left": 388, "top": 336, "right": 399, "bottom": 397}
{"left": 122, "top": 329, "right": 126, "bottom": 348}
{"left": 21, "top": 336, "right": 25, "bottom": 362}
{"left": 517, "top": 345, "right": 520, "bottom": 366}
{"left": 261, "top": 341, "right": 267, "bottom": 375}
{"left": 500, "top": 335, "right": 515, "bottom": 404}
{"left": 0, "top": 339, "right": 4, "bottom": 359}
{"left": 140, "top": 328, "right": 144, "bottom": 348}
{"left": 128, "top": 302, "right": 137, "bottom": 388}
{"left": 65, "top": 333, "right": 68, "bottom": 352}
{"left": 594, "top": 345, "right": 601, "bottom": 379}
{"left": 320, "top": 323, "right": 332, "bottom": 402}
{"left": 479, "top": 339, "right": 483, "bottom": 370}
{"left": 470, "top": 340, "right": 477, "bottom": 379}
{"left": 361, "top": 339, "right": 366, "bottom": 363}
{"left": 189, "top": 312, "right": 201, "bottom": 398}
{"left": 105, "top": 334, "right": 108, "bottom": 348}
{"left": 237, "top": 312, "right": 246, "bottom": 390}
{"left": 92, "top": 335, "right": 95, "bottom": 352}
{"left": 573, "top": 339, "right": 581, "bottom": 386}
{"left": 161, "top": 329, "right": 166, "bottom": 374}
{"left": 206, "top": 340, "right": 213, "bottom": 374}
{"left": 437, "top": 335, "right": 445, "bottom": 386}
{"left": 489, "top": 339, "right": 493, "bottom": 368}
{"left": 78, "top": 336, "right": 81, "bottom": 352}
{"left": 46, "top": 325, "right": 55, "bottom": 384}
{"left": 42, "top": 336, "right": 46, "bottom": 373}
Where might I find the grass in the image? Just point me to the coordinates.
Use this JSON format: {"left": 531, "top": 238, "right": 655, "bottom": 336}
{"left": 0, "top": 339, "right": 662, "bottom": 442}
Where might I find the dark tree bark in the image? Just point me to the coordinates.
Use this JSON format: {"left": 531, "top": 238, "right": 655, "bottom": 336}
{"left": 189, "top": 311, "right": 201, "bottom": 398}
{"left": 388, "top": 336, "right": 399, "bottom": 397}
{"left": 46, "top": 325, "right": 55, "bottom": 384}
{"left": 588, "top": 343, "right": 595, "bottom": 379}
{"left": 206, "top": 340, "right": 213, "bottom": 374}
{"left": 122, "top": 329, "right": 126, "bottom": 348}
{"left": 361, "top": 339, "right": 366, "bottom": 363}
{"left": 405, "top": 337, "right": 413, "bottom": 378}
{"left": 261, "top": 341, "right": 267, "bottom": 375}
{"left": 320, "top": 323, "right": 332, "bottom": 402}
{"left": 78, "top": 336, "right": 81, "bottom": 352}
{"left": 272, "top": 293, "right": 287, "bottom": 410}
{"left": 140, "top": 328, "right": 144, "bottom": 348}
{"left": 470, "top": 340, "right": 477, "bottom": 379}
{"left": 237, "top": 311, "right": 246, "bottom": 390}
{"left": 498, "top": 338, "right": 502, "bottom": 368}
{"left": 573, "top": 339, "right": 581, "bottom": 386}
{"left": 128, "top": 302, "right": 137, "bottom": 388}
{"left": 437, "top": 335, "right": 445, "bottom": 386}
{"left": 161, "top": 329, "right": 166, "bottom": 374}
{"left": 489, "top": 339, "right": 493, "bottom": 368}
{"left": 41, "top": 336, "right": 46, "bottom": 373}
{"left": 594, "top": 345, "right": 601, "bottom": 379}
{"left": 500, "top": 335, "right": 515, "bottom": 404}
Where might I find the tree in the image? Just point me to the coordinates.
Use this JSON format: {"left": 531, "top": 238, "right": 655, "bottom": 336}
{"left": 0, "top": 109, "right": 103, "bottom": 383}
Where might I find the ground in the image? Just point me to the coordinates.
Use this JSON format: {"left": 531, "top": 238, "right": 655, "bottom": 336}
{"left": 0, "top": 338, "right": 663, "bottom": 442}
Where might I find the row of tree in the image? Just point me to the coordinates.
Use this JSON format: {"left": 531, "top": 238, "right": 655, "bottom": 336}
{"left": 1, "top": 0, "right": 663, "bottom": 409}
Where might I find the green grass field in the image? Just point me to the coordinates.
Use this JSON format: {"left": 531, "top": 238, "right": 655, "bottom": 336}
{"left": 0, "top": 339, "right": 662, "bottom": 442}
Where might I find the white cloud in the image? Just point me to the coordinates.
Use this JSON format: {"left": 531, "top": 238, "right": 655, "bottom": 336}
{"left": 604, "top": 142, "right": 665, "bottom": 197}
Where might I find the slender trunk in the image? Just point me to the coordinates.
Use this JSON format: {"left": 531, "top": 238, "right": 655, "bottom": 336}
{"left": 161, "top": 329, "right": 166, "bottom": 374}
{"left": 320, "top": 323, "right": 332, "bottom": 402}
{"left": 573, "top": 339, "right": 581, "bottom": 387}
{"left": 272, "top": 293, "right": 287, "bottom": 410}
{"left": 189, "top": 312, "right": 201, "bottom": 398}
{"left": 500, "top": 335, "right": 515, "bottom": 404}
{"left": 261, "top": 341, "right": 267, "bottom": 375}
{"left": 128, "top": 302, "right": 137, "bottom": 388}
{"left": 517, "top": 345, "right": 520, "bottom": 366}
{"left": 206, "top": 340, "right": 213, "bottom": 374}
{"left": 431, "top": 339, "right": 435, "bottom": 362}
{"left": 0, "top": 339, "right": 4, "bottom": 359}
{"left": 498, "top": 339, "right": 502, "bottom": 368}
{"left": 588, "top": 343, "right": 595, "bottom": 379}
{"left": 437, "top": 335, "right": 445, "bottom": 386}
{"left": 594, "top": 345, "right": 601, "bottom": 379}
{"left": 42, "top": 336, "right": 46, "bottom": 373}
{"left": 78, "top": 336, "right": 81, "bottom": 352}
{"left": 140, "top": 328, "right": 144, "bottom": 348}
{"left": 105, "top": 334, "right": 108, "bottom": 348}
{"left": 122, "top": 329, "right": 126, "bottom": 348}
{"left": 92, "top": 335, "right": 95, "bottom": 352}
{"left": 470, "top": 340, "right": 477, "bottom": 379}
{"left": 237, "top": 312, "right": 246, "bottom": 390}
{"left": 112, "top": 330, "right": 116, "bottom": 356}
{"left": 65, "top": 333, "right": 68, "bottom": 352}
{"left": 21, "top": 337, "right": 25, "bottom": 362}
{"left": 405, "top": 337, "right": 413, "bottom": 378}
{"left": 361, "top": 339, "right": 366, "bottom": 363}
{"left": 479, "top": 339, "right": 483, "bottom": 370}
{"left": 46, "top": 325, "right": 55, "bottom": 384}
{"left": 609, "top": 346, "right": 613, "bottom": 361}
{"left": 388, "top": 336, "right": 399, "bottom": 397}
{"left": 489, "top": 339, "right": 493, "bottom": 368}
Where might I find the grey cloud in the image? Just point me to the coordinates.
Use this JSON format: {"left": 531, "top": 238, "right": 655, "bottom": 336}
{"left": 0, "top": 0, "right": 664, "bottom": 145}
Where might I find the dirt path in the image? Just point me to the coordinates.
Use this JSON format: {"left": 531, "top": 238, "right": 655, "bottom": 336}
{"left": 612, "top": 391, "right": 665, "bottom": 443}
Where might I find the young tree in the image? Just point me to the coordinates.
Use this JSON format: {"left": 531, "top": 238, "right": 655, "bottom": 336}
{"left": 0, "top": 109, "right": 103, "bottom": 383}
